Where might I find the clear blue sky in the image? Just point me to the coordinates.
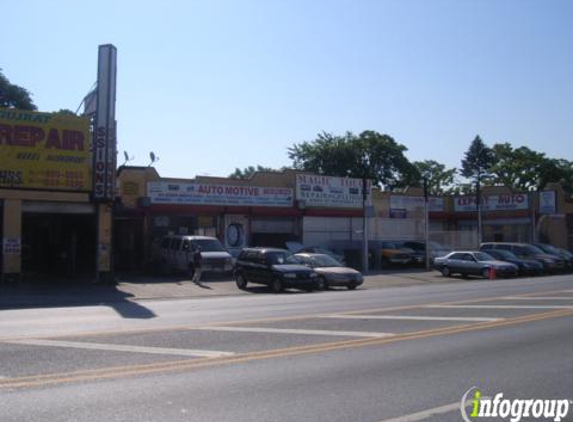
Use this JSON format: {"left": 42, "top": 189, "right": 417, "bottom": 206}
{"left": 2, "top": 0, "right": 572, "bottom": 180}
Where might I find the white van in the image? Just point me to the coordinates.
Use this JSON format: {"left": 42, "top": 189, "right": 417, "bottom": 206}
{"left": 159, "top": 235, "right": 234, "bottom": 277}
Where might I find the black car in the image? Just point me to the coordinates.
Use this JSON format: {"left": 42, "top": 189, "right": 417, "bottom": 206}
{"left": 533, "top": 243, "right": 573, "bottom": 272}
{"left": 480, "top": 248, "right": 544, "bottom": 276}
{"left": 234, "top": 247, "right": 319, "bottom": 293}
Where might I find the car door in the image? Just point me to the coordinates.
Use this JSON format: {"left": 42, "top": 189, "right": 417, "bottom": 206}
{"left": 446, "top": 253, "right": 465, "bottom": 273}
{"left": 179, "top": 238, "right": 192, "bottom": 271}
{"left": 463, "top": 253, "right": 481, "bottom": 275}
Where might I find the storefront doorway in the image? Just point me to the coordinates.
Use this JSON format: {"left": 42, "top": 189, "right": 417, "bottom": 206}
{"left": 21, "top": 212, "right": 96, "bottom": 282}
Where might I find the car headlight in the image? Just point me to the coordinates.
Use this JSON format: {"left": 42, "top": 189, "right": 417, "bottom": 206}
{"left": 284, "top": 273, "right": 296, "bottom": 279}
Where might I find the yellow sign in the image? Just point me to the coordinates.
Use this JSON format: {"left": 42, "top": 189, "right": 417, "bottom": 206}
{"left": 0, "top": 108, "right": 92, "bottom": 191}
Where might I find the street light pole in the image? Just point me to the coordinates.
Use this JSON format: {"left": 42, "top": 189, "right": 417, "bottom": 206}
{"left": 423, "top": 177, "right": 430, "bottom": 271}
{"left": 362, "top": 176, "right": 369, "bottom": 273}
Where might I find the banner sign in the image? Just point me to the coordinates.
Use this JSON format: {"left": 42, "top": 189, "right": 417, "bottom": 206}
{"left": 390, "top": 195, "right": 445, "bottom": 213}
{"left": 296, "top": 174, "right": 370, "bottom": 209}
{"left": 454, "top": 193, "right": 529, "bottom": 212}
{"left": 92, "top": 44, "right": 117, "bottom": 202}
{"left": 539, "top": 191, "right": 557, "bottom": 214}
{"left": 147, "top": 182, "right": 294, "bottom": 207}
{"left": 0, "top": 108, "right": 91, "bottom": 191}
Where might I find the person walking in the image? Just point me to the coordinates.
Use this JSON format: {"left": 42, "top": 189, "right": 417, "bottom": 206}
{"left": 191, "top": 245, "right": 203, "bottom": 285}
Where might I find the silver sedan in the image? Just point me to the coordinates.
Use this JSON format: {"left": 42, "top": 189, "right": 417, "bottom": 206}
{"left": 295, "top": 253, "right": 364, "bottom": 290}
{"left": 433, "top": 251, "right": 518, "bottom": 279}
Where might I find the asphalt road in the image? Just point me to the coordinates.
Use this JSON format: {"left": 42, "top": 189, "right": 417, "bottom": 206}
{"left": 1, "top": 274, "right": 572, "bottom": 422}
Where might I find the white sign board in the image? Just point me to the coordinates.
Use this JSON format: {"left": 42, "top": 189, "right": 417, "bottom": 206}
{"left": 390, "top": 195, "right": 445, "bottom": 213}
{"left": 539, "top": 191, "right": 557, "bottom": 214}
{"left": 147, "top": 182, "right": 293, "bottom": 207}
{"left": 296, "top": 174, "right": 370, "bottom": 209}
{"left": 454, "top": 193, "right": 529, "bottom": 212}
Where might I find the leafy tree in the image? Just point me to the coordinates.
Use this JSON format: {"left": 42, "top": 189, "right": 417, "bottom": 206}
{"left": 229, "top": 165, "right": 280, "bottom": 179}
{"left": 489, "top": 143, "right": 546, "bottom": 191}
{"left": 288, "top": 130, "right": 418, "bottom": 189}
{"left": 0, "top": 69, "right": 36, "bottom": 110}
{"left": 412, "top": 160, "right": 457, "bottom": 195}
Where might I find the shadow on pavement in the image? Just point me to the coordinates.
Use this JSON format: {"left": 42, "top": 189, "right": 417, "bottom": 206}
{"left": 0, "top": 278, "right": 156, "bottom": 319}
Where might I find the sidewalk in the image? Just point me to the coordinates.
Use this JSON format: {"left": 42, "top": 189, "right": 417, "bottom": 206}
{"left": 0, "top": 270, "right": 446, "bottom": 310}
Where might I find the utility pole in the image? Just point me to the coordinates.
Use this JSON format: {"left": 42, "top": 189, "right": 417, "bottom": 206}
{"left": 362, "top": 176, "right": 369, "bottom": 273}
{"left": 423, "top": 177, "right": 430, "bottom": 271}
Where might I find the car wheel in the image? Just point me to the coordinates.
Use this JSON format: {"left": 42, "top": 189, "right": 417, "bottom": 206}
{"left": 441, "top": 266, "right": 451, "bottom": 277}
{"left": 235, "top": 273, "right": 248, "bottom": 290}
{"left": 317, "top": 276, "right": 328, "bottom": 291}
{"left": 271, "top": 278, "right": 283, "bottom": 293}
{"left": 347, "top": 283, "right": 357, "bottom": 290}
{"left": 481, "top": 268, "right": 490, "bottom": 279}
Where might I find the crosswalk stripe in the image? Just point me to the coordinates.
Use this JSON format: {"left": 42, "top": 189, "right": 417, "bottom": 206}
{"left": 4, "top": 339, "right": 235, "bottom": 358}
{"left": 503, "top": 296, "right": 573, "bottom": 300}
{"left": 192, "top": 326, "right": 395, "bottom": 338}
{"left": 424, "top": 305, "right": 573, "bottom": 309}
{"left": 318, "top": 315, "right": 502, "bottom": 322}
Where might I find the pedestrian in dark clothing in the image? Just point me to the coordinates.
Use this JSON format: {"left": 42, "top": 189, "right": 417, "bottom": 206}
{"left": 191, "top": 246, "right": 203, "bottom": 284}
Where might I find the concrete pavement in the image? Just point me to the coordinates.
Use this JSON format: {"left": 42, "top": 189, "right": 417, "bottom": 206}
{"left": 0, "top": 269, "right": 450, "bottom": 309}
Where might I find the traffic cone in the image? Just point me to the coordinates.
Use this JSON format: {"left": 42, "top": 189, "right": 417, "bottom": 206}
{"left": 489, "top": 266, "right": 497, "bottom": 280}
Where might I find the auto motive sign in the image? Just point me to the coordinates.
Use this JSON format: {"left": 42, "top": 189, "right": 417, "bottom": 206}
{"left": 147, "top": 182, "right": 293, "bottom": 207}
{"left": 454, "top": 193, "right": 529, "bottom": 212}
{"left": 295, "top": 174, "right": 371, "bottom": 209}
{"left": 0, "top": 108, "right": 91, "bottom": 191}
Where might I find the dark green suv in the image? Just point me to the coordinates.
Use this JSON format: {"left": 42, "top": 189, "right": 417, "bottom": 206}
{"left": 234, "top": 247, "right": 319, "bottom": 293}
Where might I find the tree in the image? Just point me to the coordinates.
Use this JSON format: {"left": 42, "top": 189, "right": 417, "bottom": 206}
{"left": 461, "top": 135, "right": 495, "bottom": 244}
{"left": 229, "top": 165, "right": 280, "bottom": 179}
{"left": 0, "top": 69, "right": 36, "bottom": 110}
{"left": 412, "top": 160, "right": 457, "bottom": 195}
{"left": 288, "top": 131, "right": 418, "bottom": 189}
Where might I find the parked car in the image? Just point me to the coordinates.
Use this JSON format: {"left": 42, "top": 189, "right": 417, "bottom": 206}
{"left": 398, "top": 241, "right": 451, "bottom": 265}
{"left": 433, "top": 251, "right": 518, "bottom": 279}
{"left": 285, "top": 242, "right": 346, "bottom": 264}
{"left": 234, "top": 247, "right": 319, "bottom": 293}
{"left": 380, "top": 241, "right": 415, "bottom": 267}
{"left": 481, "top": 242, "right": 566, "bottom": 273}
{"left": 157, "top": 235, "right": 234, "bottom": 277}
{"left": 294, "top": 253, "right": 363, "bottom": 290}
{"left": 479, "top": 248, "right": 544, "bottom": 276}
{"left": 532, "top": 243, "right": 573, "bottom": 271}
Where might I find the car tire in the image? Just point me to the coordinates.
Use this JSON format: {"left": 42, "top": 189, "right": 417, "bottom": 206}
{"left": 236, "top": 273, "right": 248, "bottom": 290}
{"left": 347, "top": 283, "right": 357, "bottom": 290}
{"left": 441, "top": 266, "right": 451, "bottom": 277}
{"left": 317, "top": 276, "right": 328, "bottom": 291}
{"left": 271, "top": 278, "right": 283, "bottom": 293}
{"left": 481, "top": 268, "right": 490, "bottom": 279}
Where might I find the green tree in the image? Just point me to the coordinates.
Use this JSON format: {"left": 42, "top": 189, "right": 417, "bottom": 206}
{"left": 229, "top": 165, "right": 280, "bottom": 179}
{"left": 460, "top": 135, "right": 495, "bottom": 188}
{"left": 0, "top": 69, "right": 36, "bottom": 110}
{"left": 288, "top": 130, "right": 418, "bottom": 189}
{"left": 413, "top": 160, "right": 457, "bottom": 195}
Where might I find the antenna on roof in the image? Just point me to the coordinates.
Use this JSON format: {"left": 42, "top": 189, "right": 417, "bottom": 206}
{"left": 149, "top": 151, "right": 159, "bottom": 167}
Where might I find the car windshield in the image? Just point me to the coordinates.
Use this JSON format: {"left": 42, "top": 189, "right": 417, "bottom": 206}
{"left": 266, "top": 251, "right": 299, "bottom": 265}
{"left": 474, "top": 252, "right": 495, "bottom": 261}
{"left": 194, "top": 239, "right": 226, "bottom": 252}
{"left": 312, "top": 254, "right": 343, "bottom": 267}
{"left": 523, "top": 245, "right": 545, "bottom": 254}
{"left": 538, "top": 244, "right": 560, "bottom": 254}
{"left": 490, "top": 249, "right": 517, "bottom": 259}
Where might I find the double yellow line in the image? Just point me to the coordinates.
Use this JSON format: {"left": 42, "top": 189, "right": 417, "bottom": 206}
{"left": 2, "top": 306, "right": 572, "bottom": 390}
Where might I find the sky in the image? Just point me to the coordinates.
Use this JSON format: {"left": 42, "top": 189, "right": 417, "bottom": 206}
{"left": 2, "top": 0, "right": 572, "bottom": 180}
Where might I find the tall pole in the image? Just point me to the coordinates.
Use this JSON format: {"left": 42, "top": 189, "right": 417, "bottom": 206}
{"left": 423, "top": 178, "right": 430, "bottom": 271}
{"left": 476, "top": 177, "right": 482, "bottom": 248}
{"left": 362, "top": 177, "right": 369, "bottom": 273}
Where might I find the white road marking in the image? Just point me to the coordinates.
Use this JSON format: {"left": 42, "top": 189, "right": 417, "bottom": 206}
{"left": 425, "top": 305, "right": 573, "bottom": 309}
{"left": 319, "top": 314, "right": 503, "bottom": 322}
{"left": 503, "top": 296, "right": 573, "bottom": 300}
{"left": 193, "top": 326, "right": 395, "bottom": 338}
{"left": 4, "top": 339, "right": 235, "bottom": 358}
{"left": 375, "top": 401, "right": 467, "bottom": 422}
